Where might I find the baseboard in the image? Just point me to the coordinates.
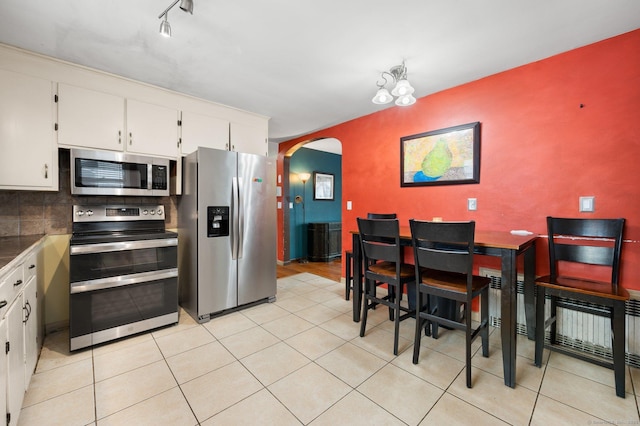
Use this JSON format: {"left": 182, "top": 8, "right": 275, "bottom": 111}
{"left": 45, "top": 320, "right": 69, "bottom": 335}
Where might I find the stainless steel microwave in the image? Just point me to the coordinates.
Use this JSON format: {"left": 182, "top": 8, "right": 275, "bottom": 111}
{"left": 70, "top": 149, "right": 170, "bottom": 196}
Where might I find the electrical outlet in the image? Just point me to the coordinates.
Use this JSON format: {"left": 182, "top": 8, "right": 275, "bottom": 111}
{"left": 579, "top": 196, "right": 595, "bottom": 212}
{"left": 468, "top": 198, "right": 477, "bottom": 211}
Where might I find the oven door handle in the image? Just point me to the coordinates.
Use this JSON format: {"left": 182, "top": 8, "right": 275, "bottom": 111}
{"left": 70, "top": 238, "right": 178, "bottom": 255}
{"left": 70, "top": 268, "right": 178, "bottom": 294}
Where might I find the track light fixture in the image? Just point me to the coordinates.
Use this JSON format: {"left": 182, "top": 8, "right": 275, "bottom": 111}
{"left": 372, "top": 61, "right": 416, "bottom": 106}
{"left": 158, "top": 0, "right": 194, "bottom": 38}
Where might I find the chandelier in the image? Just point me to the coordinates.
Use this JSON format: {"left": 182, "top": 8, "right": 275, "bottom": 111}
{"left": 372, "top": 61, "right": 416, "bottom": 106}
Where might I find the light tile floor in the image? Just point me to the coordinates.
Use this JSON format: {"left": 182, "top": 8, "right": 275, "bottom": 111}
{"left": 19, "top": 273, "right": 640, "bottom": 425}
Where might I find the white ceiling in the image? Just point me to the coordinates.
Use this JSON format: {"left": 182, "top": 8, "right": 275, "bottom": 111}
{"left": 0, "top": 1, "right": 638, "bottom": 144}
{"left": 304, "top": 138, "right": 342, "bottom": 156}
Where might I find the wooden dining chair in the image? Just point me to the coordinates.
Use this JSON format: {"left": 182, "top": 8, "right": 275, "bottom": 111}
{"left": 534, "top": 217, "right": 628, "bottom": 398}
{"left": 409, "top": 219, "right": 490, "bottom": 388}
{"left": 358, "top": 217, "right": 414, "bottom": 355}
{"left": 345, "top": 213, "right": 397, "bottom": 301}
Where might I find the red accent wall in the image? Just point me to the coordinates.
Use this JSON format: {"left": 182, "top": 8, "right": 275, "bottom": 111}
{"left": 277, "top": 29, "right": 640, "bottom": 290}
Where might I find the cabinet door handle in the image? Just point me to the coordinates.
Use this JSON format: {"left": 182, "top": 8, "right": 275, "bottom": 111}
{"left": 0, "top": 301, "right": 6, "bottom": 309}
{"left": 29, "top": 264, "right": 36, "bottom": 270}
{"left": 129, "top": 132, "right": 133, "bottom": 145}
{"left": 23, "top": 301, "right": 31, "bottom": 323}
{"left": 44, "top": 164, "right": 48, "bottom": 179}
{"left": 118, "top": 130, "right": 122, "bottom": 144}
{"left": 14, "top": 279, "right": 23, "bottom": 287}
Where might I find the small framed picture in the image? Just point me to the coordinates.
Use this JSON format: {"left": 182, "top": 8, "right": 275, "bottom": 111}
{"left": 313, "top": 172, "right": 334, "bottom": 200}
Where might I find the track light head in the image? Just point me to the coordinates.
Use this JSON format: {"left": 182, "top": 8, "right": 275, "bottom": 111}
{"left": 180, "top": 0, "right": 193, "bottom": 14}
{"left": 157, "top": 0, "right": 193, "bottom": 37}
{"left": 159, "top": 14, "right": 171, "bottom": 37}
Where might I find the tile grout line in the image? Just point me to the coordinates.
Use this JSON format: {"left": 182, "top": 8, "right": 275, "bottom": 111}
{"left": 152, "top": 330, "right": 202, "bottom": 425}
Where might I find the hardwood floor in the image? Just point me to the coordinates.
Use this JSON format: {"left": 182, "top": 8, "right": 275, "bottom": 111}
{"left": 276, "top": 258, "right": 342, "bottom": 282}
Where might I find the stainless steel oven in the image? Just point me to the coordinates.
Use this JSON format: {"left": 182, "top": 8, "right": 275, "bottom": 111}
{"left": 69, "top": 204, "right": 178, "bottom": 351}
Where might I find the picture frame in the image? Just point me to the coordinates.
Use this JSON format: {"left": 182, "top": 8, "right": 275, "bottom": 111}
{"left": 313, "top": 172, "right": 334, "bottom": 200}
{"left": 400, "top": 122, "right": 481, "bottom": 187}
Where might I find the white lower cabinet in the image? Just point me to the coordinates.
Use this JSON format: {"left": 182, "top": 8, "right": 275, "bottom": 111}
{"left": 23, "top": 279, "right": 37, "bottom": 388}
{"left": 0, "top": 243, "right": 41, "bottom": 426}
{"left": 5, "top": 297, "right": 24, "bottom": 426}
{"left": 0, "top": 320, "right": 6, "bottom": 426}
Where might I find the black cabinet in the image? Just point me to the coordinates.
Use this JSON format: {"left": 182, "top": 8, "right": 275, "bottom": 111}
{"left": 307, "top": 222, "right": 342, "bottom": 262}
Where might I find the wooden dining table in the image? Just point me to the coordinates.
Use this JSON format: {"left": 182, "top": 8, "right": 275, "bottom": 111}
{"left": 350, "top": 227, "right": 537, "bottom": 389}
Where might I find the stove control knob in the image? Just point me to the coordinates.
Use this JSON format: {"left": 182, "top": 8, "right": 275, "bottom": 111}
{"left": 150, "top": 209, "right": 156, "bottom": 215}
{"left": 157, "top": 208, "right": 163, "bottom": 216}
{"left": 77, "top": 210, "right": 84, "bottom": 216}
{"left": 86, "top": 210, "right": 93, "bottom": 216}
{"left": 142, "top": 209, "right": 148, "bottom": 215}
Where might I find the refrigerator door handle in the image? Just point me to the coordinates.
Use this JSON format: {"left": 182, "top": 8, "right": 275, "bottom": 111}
{"left": 231, "top": 176, "right": 239, "bottom": 260}
{"left": 237, "top": 177, "right": 244, "bottom": 259}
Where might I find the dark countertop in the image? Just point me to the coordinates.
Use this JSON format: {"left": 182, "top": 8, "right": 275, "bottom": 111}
{"left": 0, "top": 235, "right": 45, "bottom": 271}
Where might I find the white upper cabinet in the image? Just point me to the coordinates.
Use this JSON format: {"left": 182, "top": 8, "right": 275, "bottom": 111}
{"left": 230, "top": 122, "right": 268, "bottom": 156}
{"left": 1, "top": 45, "right": 269, "bottom": 166}
{"left": 57, "top": 83, "right": 124, "bottom": 151}
{"left": 126, "top": 99, "right": 179, "bottom": 158}
{"left": 180, "top": 111, "right": 230, "bottom": 155}
{"left": 0, "top": 69, "right": 57, "bottom": 191}
{"left": 58, "top": 84, "right": 179, "bottom": 158}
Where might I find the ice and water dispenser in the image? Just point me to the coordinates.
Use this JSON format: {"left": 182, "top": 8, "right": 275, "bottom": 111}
{"left": 207, "top": 206, "right": 229, "bottom": 237}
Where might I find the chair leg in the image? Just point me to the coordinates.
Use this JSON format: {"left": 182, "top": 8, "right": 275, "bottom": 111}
{"left": 388, "top": 286, "right": 395, "bottom": 321}
{"left": 549, "top": 295, "right": 557, "bottom": 345}
{"left": 413, "top": 291, "right": 424, "bottom": 364}
{"left": 465, "top": 301, "right": 472, "bottom": 388}
{"left": 345, "top": 251, "right": 352, "bottom": 301}
{"left": 612, "top": 300, "right": 626, "bottom": 398}
{"left": 481, "top": 289, "right": 489, "bottom": 358}
{"left": 393, "top": 291, "right": 400, "bottom": 355}
{"left": 430, "top": 296, "right": 439, "bottom": 339}
{"left": 534, "top": 286, "right": 546, "bottom": 367}
{"left": 360, "top": 279, "right": 370, "bottom": 338}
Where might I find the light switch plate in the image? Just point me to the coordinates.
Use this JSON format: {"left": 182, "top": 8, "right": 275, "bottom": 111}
{"left": 467, "top": 198, "right": 477, "bottom": 211}
{"left": 579, "top": 196, "right": 595, "bottom": 212}
{"left": 346, "top": 201, "right": 352, "bottom": 211}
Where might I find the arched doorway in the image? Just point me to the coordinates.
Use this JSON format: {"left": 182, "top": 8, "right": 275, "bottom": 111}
{"left": 279, "top": 138, "right": 342, "bottom": 264}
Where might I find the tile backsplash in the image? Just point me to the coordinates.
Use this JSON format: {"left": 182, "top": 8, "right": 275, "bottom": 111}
{"left": 0, "top": 149, "right": 178, "bottom": 237}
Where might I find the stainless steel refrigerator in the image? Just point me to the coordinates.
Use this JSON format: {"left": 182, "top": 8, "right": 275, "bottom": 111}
{"left": 178, "top": 147, "right": 276, "bottom": 323}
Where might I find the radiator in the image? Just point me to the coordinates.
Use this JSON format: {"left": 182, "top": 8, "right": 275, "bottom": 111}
{"left": 479, "top": 268, "right": 640, "bottom": 368}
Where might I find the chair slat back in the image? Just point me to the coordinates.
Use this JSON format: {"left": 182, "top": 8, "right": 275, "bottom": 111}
{"left": 367, "top": 213, "right": 397, "bottom": 219}
{"left": 357, "top": 218, "right": 401, "bottom": 264}
{"left": 547, "top": 217, "right": 625, "bottom": 285}
{"left": 410, "top": 220, "right": 475, "bottom": 276}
